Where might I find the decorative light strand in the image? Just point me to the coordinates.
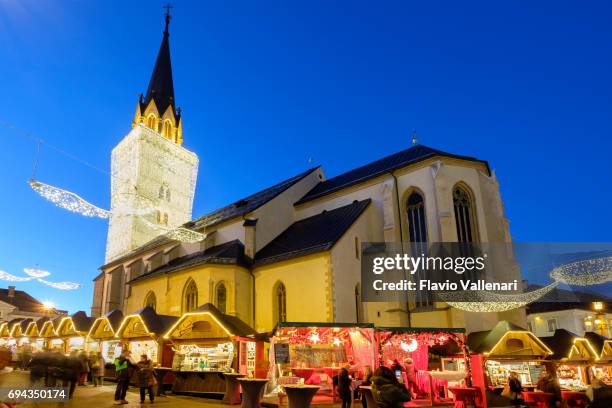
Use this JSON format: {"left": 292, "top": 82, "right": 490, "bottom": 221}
{"left": 0, "top": 268, "right": 81, "bottom": 290}
{"left": 29, "top": 179, "right": 110, "bottom": 219}
{"left": 550, "top": 256, "right": 612, "bottom": 286}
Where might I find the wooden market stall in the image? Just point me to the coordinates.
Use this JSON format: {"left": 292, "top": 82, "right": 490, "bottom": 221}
{"left": 377, "top": 327, "right": 470, "bottom": 404}
{"left": 268, "top": 322, "right": 377, "bottom": 404}
{"left": 24, "top": 317, "right": 48, "bottom": 352}
{"left": 87, "top": 309, "right": 124, "bottom": 367}
{"left": 585, "top": 332, "right": 612, "bottom": 383}
{"left": 114, "top": 306, "right": 178, "bottom": 367}
{"left": 39, "top": 316, "right": 67, "bottom": 352}
{"left": 55, "top": 311, "right": 95, "bottom": 354}
{"left": 540, "top": 329, "right": 599, "bottom": 391}
{"left": 468, "top": 321, "right": 552, "bottom": 407}
{"left": 163, "top": 303, "right": 263, "bottom": 396}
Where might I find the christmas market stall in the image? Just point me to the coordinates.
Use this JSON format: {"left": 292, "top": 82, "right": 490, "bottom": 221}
{"left": 467, "top": 321, "right": 552, "bottom": 406}
{"left": 267, "top": 322, "right": 377, "bottom": 404}
{"left": 54, "top": 311, "right": 95, "bottom": 354}
{"left": 114, "top": 306, "right": 178, "bottom": 367}
{"left": 377, "top": 327, "right": 470, "bottom": 405}
{"left": 163, "top": 303, "right": 263, "bottom": 396}
{"left": 540, "top": 329, "right": 599, "bottom": 391}
{"left": 24, "top": 317, "right": 49, "bottom": 352}
{"left": 38, "top": 317, "right": 65, "bottom": 351}
{"left": 0, "top": 322, "right": 9, "bottom": 346}
{"left": 585, "top": 332, "right": 612, "bottom": 383}
{"left": 87, "top": 309, "right": 124, "bottom": 378}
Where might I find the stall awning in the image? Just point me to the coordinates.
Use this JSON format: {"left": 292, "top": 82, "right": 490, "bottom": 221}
{"left": 88, "top": 309, "right": 124, "bottom": 339}
{"left": 25, "top": 317, "right": 49, "bottom": 337}
{"left": 164, "top": 303, "right": 257, "bottom": 340}
{"left": 541, "top": 329, "right": 599, "bottom": 362}
{"left": 467, "top": 320, "right": 552, "bottom": 358}
{"left": 55, "top": 311, "right": 95, "bottom": 337}
{"left": 115, "top": 306, "right": 178, "bottom": 339}
{"left": 11, "top": 318, "right": 33, "bottom": 337}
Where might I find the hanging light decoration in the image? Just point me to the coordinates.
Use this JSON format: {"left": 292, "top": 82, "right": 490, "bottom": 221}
{"left": 0, "top": 268, "right": 80, "bottom": 290}
{"left": 0, "top": 270, "right": 33, "bottom": 282}
{"left": 29, "top": 179, "right": 111, "bottom": 219}
{"left": 400, "top": 338, "right": 418, "bottom": 352}
{"left": 309, "top": 332, "right": 321, "bottom": 344}
{"left": 23, "top": 268, "right": 51, "bottom": 278}
{"left": 36, "top": 278, "right": 81, "bottom": 290}
{"left": 550, "top": 256, "right": 612, "bottom": 286}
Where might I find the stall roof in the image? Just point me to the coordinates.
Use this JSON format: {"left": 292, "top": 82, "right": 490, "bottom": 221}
{"left": 116, "top": 307, "right": 178, "bottom": 338}
{"left": 377, "top": 327, "right": 466, "bottom": 334}
{"left": 88, "top": 309, "right": 124, "bottom": 338}
{"left": 8, "top": 318, "right": 27, "bottom": 337}
{"left": 275, "top": 322, "right": 375, "bottom": 330}
{"left": 584, "top": 332, "right": 607, "bottom": 356}
{"left": 34, "top": 316, "right": 50, "bottom": 331}
{"left": 540, "top": 329, "right": 599, "bottom": 361}
{"left": 467, "top": 320, "right": 552, "bottom": 358}
{"left": 165, "top": 303, "right": 257, "bottom": 339}
{"left": 56, "top": 311, "right": 95, "bottom": 336}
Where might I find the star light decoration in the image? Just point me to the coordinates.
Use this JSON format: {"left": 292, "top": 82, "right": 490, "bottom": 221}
{"left": 29, "top": 179, "right": 206, "bottom": 243}
{"left": 443, "top": 255, "right": 612, "bottom": 313}
{"left": 0, "top": 268, "right": 80, "bottom": 290}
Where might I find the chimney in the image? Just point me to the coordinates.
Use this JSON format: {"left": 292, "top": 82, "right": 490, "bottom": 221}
{"left": 8, "top": 286, "right": 15, "bottom": 302}
{"left": 243, "top": 218, "right": 258, "bottom": 259}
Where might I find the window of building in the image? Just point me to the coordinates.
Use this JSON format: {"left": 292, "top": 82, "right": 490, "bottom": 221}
{"left": 274, "top": 282, "right": 287, "bottom": 324}
{"left": 453, "top": 185, "right": 478, "bottom": 243}
{"left": 163, "top": 213, "right": 168, "bottom": 225}
{"left": 147, "top": 115, "right": 156, "bottom": 130}
{"left": 527, "top": 321, "right": 534, "bottom": 333}
{"left": 547, "top": 318, "right": 558, "bottom": 332}
{"left": 163, "top": 120, "right": 172, "bottom": 138}
{"left": 144, "top": 291, "right": 157, "bottom": 311}
{"left": 159, "top": 186, "right": 165, "bottom": 199}
{"left": 165, "top": 188, "right": 171, "bottom": 202}
{"left": 407, "top": 192, "right": 427, "bottom": 243}
{"left": 216, "top": 282, "right": 227, "bottom": 314}
{"left": 183, "top": 279, "right": 198, "bottom": 313}
{"left": 156, "top": 210, "right": 162, "bottom": 224}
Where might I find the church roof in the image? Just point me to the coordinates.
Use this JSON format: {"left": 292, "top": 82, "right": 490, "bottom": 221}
{"left": 295, "top": 144, "right": 489, "bottom": 205}
{"left": 141, "top": 13, "right": 177, "bottom": 118}
{"left": 130, "top": 240, "right": 250, "bottom": 284}
{"left": 102, "top": 167, "right": 318, "bottom": 270}
{"left": 254, "top": 199, "right": 371, "bottom": 266}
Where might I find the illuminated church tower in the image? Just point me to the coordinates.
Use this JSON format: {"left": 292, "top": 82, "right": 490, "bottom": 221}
{"left": 105, "top": 11, "right": 199, "bottom": 261}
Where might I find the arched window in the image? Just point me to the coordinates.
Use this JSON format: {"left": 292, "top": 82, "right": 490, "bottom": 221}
{"left": 183, "top": 279, "right": 198, "bottom": 313}
{"left": 165, "top": 188, "right": 171, "bottom": 202}
{"left": 216, "top": 283, "right": 227, "bottom": 314}
{"left": 159, "top": 186, "right": 165, "bottom": 199}
{"left": 274, "top": 282, "right": 287, "bottom": 324}
{"left": 354, "top": 283, "right": 364, "bottom": 323}
{"left": 144, "top": 291, "right": 157, "bottom": 311}
{"left": 156, "top": 210, "right": 162, "bottom": 224}
{"left": 163, "top": 120, "right": 172, "bottom": 138}
{"left": 453, "top": 185, "right": 478, "bottom": 243}
{"left": 406, "top": 192, "right": 427, "bottom": 243}
{"left": 163, "top": 213, "right": 168, "bottom": 225}
{"left": 147, "top": 115, "right": 156, "bottom": 130}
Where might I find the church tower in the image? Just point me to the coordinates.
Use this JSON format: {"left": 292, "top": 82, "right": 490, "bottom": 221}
{"left": 105, "top": 10, "right": 199, "bottom": 262}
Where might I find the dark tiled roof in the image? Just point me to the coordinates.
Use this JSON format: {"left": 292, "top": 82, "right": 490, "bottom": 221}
{"left": 540, "top": 329, "right": 598, "bottom": 360}
{"left": 584, "top": 332, "right": 607, "bottom": 355}
{"left": 190, "top": 303, "right": 257, "bottom": 338}
{"left": 0, "top": 288, "right": 44, "bottom": 313}
{"left": 128, "top": 307, "right": 178, "bottom": 336}
{"left": 130, "top": 240, "right": 250, "bottom": 284}
{"left": 525, "top": 284, "right": 612, "bottom": 314}
{"left": 467, "top": 320, "right": 528, "bottom": 354}
{"left": 71, "top": 311, "right": 95, "bottom": 333}
{"left": 254, "top": 199, "right": 371, "bottom": 266}
{"left": 296, "top": 144, "right": 489, "bottom": 205}
{"left": 102, "top": 167, "right": 319, "bottom": 269}
{"left": 105, "top": 310, "right": 124, "bottom": 333}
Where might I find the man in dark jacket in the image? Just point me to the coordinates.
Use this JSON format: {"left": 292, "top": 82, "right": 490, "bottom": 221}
{"left": 62, "top": 351, "right": 82, "bottom": 399}
{"left": 114, "top": 350, "right": 134, "bottom": 405}
{"left": 371, "top": 366, "right": 411, "bottom": 408}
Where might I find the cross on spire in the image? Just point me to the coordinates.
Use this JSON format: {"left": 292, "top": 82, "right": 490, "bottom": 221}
{"left": 412, "top": 128, "right": 418, "bottom": 145}
{"left": 164, "top": 3, "right": 173, "bottom": 35}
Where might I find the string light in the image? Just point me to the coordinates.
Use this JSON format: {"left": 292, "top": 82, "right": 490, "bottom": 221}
{"left": 550, "top": 256, "right": 612, "bottom": 286}
{"left": 0, "top": 268, "right": 80, "bottom": 290}
{"left": 29, "top": 179, "right": 110, "bottom": 219}
{"left": 0, "top": 270, "right": 33, "bottom": 282}
{"left": 23, "top": 268, "right": 51, "bottom": 278}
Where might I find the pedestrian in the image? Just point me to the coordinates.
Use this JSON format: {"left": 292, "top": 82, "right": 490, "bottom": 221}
{"left": 371, "top": 366, "right": 411, "bottom": 408}
{"left": 337, "top": 366, "right": 352, "bottom": 408}
{"left": 502, "top": 371, "right": 523, "bottom": 405}
{"left": 114, "top": 350, "right": 134, "bottom": 405}
{"left": 136, "top": 354, "right": 156, "bottom": 404}
{"left": 536, "top": 369, "right": 561, "bottom": 408}
{"left": 78, "top": 350, "right": 89, "bottom": 385}
{"left": 28, "top": 351, "right": 47, "bottom": 386}
{"left": 62, "top": 351, "right": 82, "bottom": 399}
{"left": 402, "top": 358, "right": 417, "bottom": 398}
{"left": 586, "top": 374, "right": 612, "bottom": 408}
{"left": 91, "top": 352, "right": 105, "bottom": 386}
{"left": 21, "top": 344, "right": 32, "bottom": 371}
{"left": 47, "top": 349, "right": 66, "bottom": 387}
{"left": 359, "top": 365, "right": 373, "bottom": 408}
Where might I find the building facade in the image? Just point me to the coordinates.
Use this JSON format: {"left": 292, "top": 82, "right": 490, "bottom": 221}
{"left": 0, "top": 286, "right": 64, "bottom": 322}
{"left": 92, "top": 16, "right": 525, "bottom": 334}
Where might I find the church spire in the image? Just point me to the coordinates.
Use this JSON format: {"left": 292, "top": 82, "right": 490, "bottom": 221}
{"left": 133, "top": 4, "right": 183, "bottom": 145}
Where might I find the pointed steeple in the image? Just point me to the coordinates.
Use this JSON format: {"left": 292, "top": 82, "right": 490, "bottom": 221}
{"left": 133, "top": 5, "right": 183, "bottom": 145}
{"left": 144, "top": 6, "right": 176, "bottom": 117}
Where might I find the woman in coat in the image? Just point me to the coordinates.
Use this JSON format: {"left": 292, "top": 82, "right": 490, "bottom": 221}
{"left": 90, "top": 352, "right": 105, "bottom": 386}
{"left": 136, "top": 354, "right": 155, "bottom": 404}
{"left": 371, "top": 366, "right": 411, "bottom": 408}
{"left": 337, "top": 367, "right": 353, "bottom": 408}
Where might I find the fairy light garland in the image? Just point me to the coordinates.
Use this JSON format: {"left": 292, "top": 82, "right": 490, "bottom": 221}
{"left": 0, "top": 268, "right": 80, "bottom": 290}
{"left": 29, "top": 179, "right": 110, "bottom": 219}
{"left": 550, "top": 256, "right": 612, "bottom": 286}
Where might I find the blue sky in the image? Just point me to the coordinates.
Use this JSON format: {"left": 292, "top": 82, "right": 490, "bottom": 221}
{"left": 0, "top": 1, "right": 610, "bottom": 313}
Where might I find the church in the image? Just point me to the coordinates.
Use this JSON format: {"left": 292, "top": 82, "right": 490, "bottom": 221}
{"left": 91, "top": 14, "right": 525, "bottom": 335}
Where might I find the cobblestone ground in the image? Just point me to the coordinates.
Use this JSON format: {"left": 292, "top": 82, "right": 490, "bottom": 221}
{"left": 0, "top": 371, "right": 236, "bottom": 408}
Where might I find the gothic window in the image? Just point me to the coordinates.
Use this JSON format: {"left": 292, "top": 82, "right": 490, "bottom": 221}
{"left": 165, "top": 188, "right": 171, "bottom": 202}
{"left": 216, "top": 282, "right": 227, "bottom": 314}
{"left": 163, "top": 213, "right": 168, "bottom": 225}
{"left": 274, "top": 282, "right": 287, "bottom": 324}
{"left": 183, "top": 279, "right": 198, "bottom": 313}
{"left": 163, "top": 120, "right": 172, "bottom": 138}
{"left": 453, "top": 185, "right": 478, "bottom": 243}
{"left": 406, "top": 192, "right": 427, "bottom": 243}
{"left": 159, "top": 186, "right": 165, "bottom": 199}
{"left": 156, "top": 210, "right": 162, "bottom": 224}
{"left": 147, "top": 115, "right": 156, "bottom": 130}
{"left": 144, "top": 291, "right": 156, "bottom": 311}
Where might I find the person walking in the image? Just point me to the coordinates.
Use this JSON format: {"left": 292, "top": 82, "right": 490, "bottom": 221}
{"left": 62, "top": 351, "right": 82, "bottom": 399}
{"left": 91, "top": 352, "right": 105, "bottom": 386}
{"left": 536, "top": 369, "right": 561, "bottom": 408}
{"left": 371, "top": 366, "right": 411, "bottom": 408}
{"left": 114, "top": 350, "right": 134, "bottom": 405}
{"left": 47, "top": 349, "right": 66, "bottom": 387}
{"left": 136, "top": 354, "right": 156, "bottom": 404}
{"left": 337, "top": 366, "right": 353, "bottom": 408}
{"left": 359, "top": 366, "right": 373, "bottom": 408}
{"left": 78, "top": 350, "right": 89, "bottom": 385}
